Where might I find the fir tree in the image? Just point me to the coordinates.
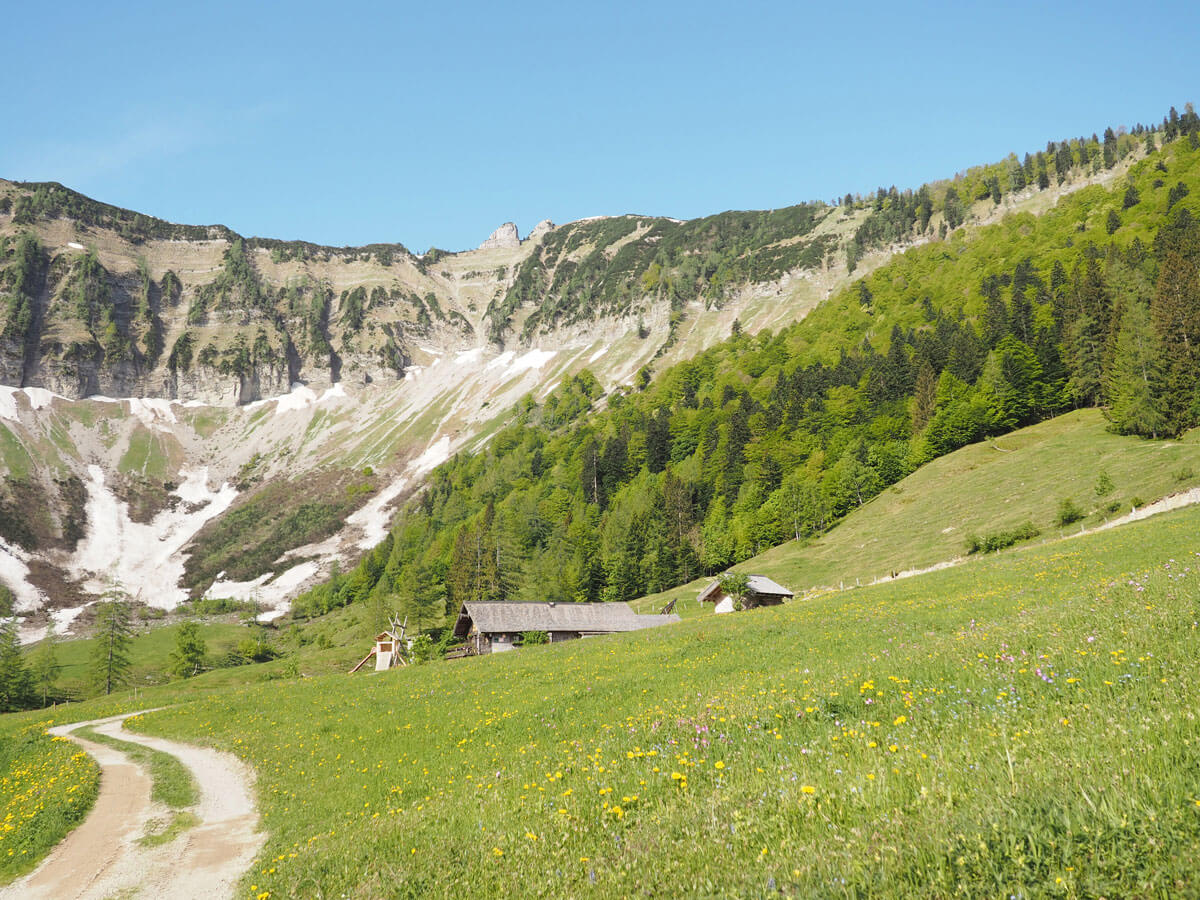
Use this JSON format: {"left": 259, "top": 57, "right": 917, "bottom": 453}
{"left": 91, "top": 596, "right": 133, "bottom": 695}
{"left": 1105, "top": 302, "right": 1166, "bottom": 437}
{"left": 1151, "top": 252, "right": 1200, "bottom": 433}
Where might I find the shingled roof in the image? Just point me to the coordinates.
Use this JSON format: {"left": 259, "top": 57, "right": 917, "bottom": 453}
{"left": 453, "top": 601, "right": 679, "bottom": 639}
{"left": 697, "top": 574, "right": 794, "bottom": 603}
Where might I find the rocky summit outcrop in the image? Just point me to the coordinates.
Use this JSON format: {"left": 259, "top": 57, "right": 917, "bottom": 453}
{"left": 527, "top": 219, "right": 555, "bottom": 242}
{"left": 478, "top": 222, "right": 520, "bottom": 250}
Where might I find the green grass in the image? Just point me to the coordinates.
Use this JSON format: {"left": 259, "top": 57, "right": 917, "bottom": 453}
{"left": 117, "top": 427, "right": 171, "bottom": 480}
{"left": 0, "top": 425, "right": 33, "bottom": 481}
{"left": 633, "top": 408, "right": 1200, "bottom": 616}
{"left": 111, "top": 502, "right": 1200, "bottom": 898}
{"left": 44, "top": 622, "right": 255, "bottom": 700}
{"left": 0, "top": 722, "right": 98, "bottom": 882}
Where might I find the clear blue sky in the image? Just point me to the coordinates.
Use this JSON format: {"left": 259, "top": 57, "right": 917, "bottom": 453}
{"left": 3, "top": 0, "right": 1197, "bottom": 252}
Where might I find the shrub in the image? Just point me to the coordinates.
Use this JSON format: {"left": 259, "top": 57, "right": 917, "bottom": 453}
{"left": 237, "top": 637, "right": 278, "bottom": 663}
{"left": 410, "top": 634, "right": 435, "bottom": 664}
{"left": 964, "top": 521, "right": 1041, "bottom": 554}
{"left": 1056, "top": 498, "right": 1085, "bottom": 527}
{"left": 520, "top": 630, "right": 549, "bottom": 646}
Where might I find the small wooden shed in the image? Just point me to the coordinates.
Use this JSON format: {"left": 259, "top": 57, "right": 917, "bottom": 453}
{"left": 697, "top": 574, "right": 794, "bottom": 611}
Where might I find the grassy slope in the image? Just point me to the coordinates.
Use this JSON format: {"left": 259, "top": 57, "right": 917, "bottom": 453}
{"left": 47, "top": 622, "right": 254, "bottom": 699}
{"left": 119, "top": 502, "right": 1200, "bottom": 898}
{"left": 2, "top": 410, "right": 1199, "bottom": 894}
{"left": 632, "top": 409, "right": 1200, "bottom": 617}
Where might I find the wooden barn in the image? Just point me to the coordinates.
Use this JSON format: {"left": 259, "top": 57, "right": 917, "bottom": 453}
{"left": 697, "top": 574, "right": 794, "bottom": 612}
{"left": 452, "top": 601, "right": 680, "bottom": 656}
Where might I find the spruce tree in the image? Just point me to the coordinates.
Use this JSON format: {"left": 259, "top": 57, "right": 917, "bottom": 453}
{"left": 91, "top": 596, "right": 133, "bottom": 695}
{"left": 0, "top": 623, "right": 30, "bottom": 712}
{"left": 1067, "top": 312, "right": 1105, "bottom": 407}
{"left": 1151, "top": 252, "right": 1200, "bottom": 433}
{"left": 1105, "top": 302, "right": 1167, "bottom": 437}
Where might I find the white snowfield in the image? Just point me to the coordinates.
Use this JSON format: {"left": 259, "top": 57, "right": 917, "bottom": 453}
{"left": 71, "top": 466, "right": 237, "bottom": 610}
{"left": 0, "top": 538, "right": 46, "bottom": 613}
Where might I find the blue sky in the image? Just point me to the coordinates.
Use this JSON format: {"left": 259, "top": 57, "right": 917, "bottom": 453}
{"left": 3, "top": 1, "right": 1198, "bottom": 252}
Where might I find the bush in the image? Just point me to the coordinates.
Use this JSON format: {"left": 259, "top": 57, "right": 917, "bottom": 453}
{"left": 180, "top": 596, "right": 257, "bottom": 617}
{"left": 520, "top": 630, "right": 549, "bottom": 646}
{"left": 1056, "top": 498, "right": 1085, "bottom": 527}
{"left": 1094, "top": 472, "right": 1114, "bottom": 497}
{"left": 964, "top": 521, "right": 1041, "bottom": 554}
{"left": 410, "top": 634, "right": 435, "bottom": 664}
{"left": 237, "top": 637, "right": 278, "bottom": 663}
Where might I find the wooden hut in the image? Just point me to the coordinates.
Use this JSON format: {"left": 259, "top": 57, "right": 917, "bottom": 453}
{"left": 697, "top": 575, "right": 794, "bottom": 611}
{"left": 452, "top": 601, "right": 680, "bottom": 656}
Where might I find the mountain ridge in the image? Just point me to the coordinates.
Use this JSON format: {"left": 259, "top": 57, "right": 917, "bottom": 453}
{"left": 0, "top": 106, "right": 1188, "bottom": 640}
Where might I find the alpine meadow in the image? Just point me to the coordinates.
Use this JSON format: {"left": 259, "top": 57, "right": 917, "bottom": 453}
{"left": 1, "top": 99, "right": 1200, "bottom": 899}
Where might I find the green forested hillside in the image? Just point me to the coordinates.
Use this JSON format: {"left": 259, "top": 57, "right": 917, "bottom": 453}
{"left": 294, "top": 108, "right": 1200, "bottom": 631}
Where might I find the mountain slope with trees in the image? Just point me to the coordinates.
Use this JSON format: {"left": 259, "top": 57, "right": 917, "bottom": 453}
{"left": 296, "top": 105, "right": 1200, "bottom": 632}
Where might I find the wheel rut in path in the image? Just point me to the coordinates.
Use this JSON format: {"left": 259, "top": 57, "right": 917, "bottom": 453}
{"left": 2, "top": 712, "right": 266, "bottom": 900}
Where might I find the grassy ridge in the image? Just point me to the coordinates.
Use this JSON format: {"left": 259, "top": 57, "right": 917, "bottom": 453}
{"left": 75, "top": 724, "right": 197, "bottom": 810}
{"left": 128, "top": 504, "right": 1200, "bottom": 898}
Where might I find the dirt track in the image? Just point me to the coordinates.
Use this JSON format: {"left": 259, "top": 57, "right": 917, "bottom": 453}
{"left": 2, "top": 713, "right": 264, "bottom": 900}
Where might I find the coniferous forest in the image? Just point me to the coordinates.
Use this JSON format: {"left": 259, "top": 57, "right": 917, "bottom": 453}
{"left": 295, "top": 108, "right": 1200, "bottom": 628}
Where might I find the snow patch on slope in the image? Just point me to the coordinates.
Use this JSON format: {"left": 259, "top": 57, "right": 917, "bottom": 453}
{"left": 23, "top": 388, "right": 61, "bottom": 410}
{"left": 409, "top": 435, "right": 450, "bottom": 474}
{"left": 127, "top": 397, "right": 178, "bottom": 431}
{"left": 0, "top": 388, "right": 18, "bottom": 421}
{"left": 509, "top": 349, "right": 557, "bottom": 374}
{"left": 347, "top": 476, "right": 410, "bottom": 551}
{"left": 70, "top": 465, "right": 238, "bottom": 609}
{"left": 204, "top": 561, "right": 322, "bottom": 617}
{"left": 0, "top": 539, "right": 46, "bottom": 614}
{"left": 274, "top": 383, "right": 319, "bottom": 415}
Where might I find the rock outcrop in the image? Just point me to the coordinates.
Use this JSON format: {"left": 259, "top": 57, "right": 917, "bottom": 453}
{"left": 527, "top": 219, "right": 555, "bottom": 243}
{"left": 479, "top": 222, "right": 520, "bottom": 250}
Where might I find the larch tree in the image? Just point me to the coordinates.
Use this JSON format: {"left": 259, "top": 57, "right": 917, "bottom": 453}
{"left": 169, "top": 621, "right": 207, "bottom": 679}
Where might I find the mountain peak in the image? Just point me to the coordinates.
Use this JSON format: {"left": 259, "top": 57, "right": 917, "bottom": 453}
{"left": 478, "top": 222, "right": 520, "bottom": 250}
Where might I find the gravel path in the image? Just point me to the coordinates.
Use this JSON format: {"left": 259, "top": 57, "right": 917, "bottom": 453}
{"left": 3, "top": 713, "right": 264, "bottom": 900}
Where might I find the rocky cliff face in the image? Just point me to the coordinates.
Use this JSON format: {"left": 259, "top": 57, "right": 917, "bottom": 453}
{"left": 0, "top": 177, "right": 873, "bottom": 636}
{"left": 478, "top": 222, "right": 520, "bottom": 250}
